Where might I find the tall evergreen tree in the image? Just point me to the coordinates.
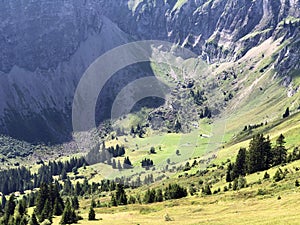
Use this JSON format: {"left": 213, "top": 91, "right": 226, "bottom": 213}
{"left": 35, "top": 183, "right": 49, "bottom": 218}
{"left": 71, "top": 196, "right": 79, "bottom": 210}
{"left": 232, "top": 148, "right": 247, "bottom": 178}
{"left": 4, "top": 194, "right": 16, "bottom": 217}
{"left": 272, "top": 134, "right": 287, "bottom": 166}
{"left": 88, "top": 206, "right": 96, "bottom": 220}
{"left": 29, "top": 213, "right": 39, "bottom": 225}
{"left": 247, "top": 134, "right": 271, "bottom": 173}
{"left": 155, "top": 189, "right": 163, "bottom": 202}
{"left": 283, "top": 107, "right": 290, "bottom": 118}
{"left": 60, "top": 199, "right": 77, "bottom": 225}
{"left": 115, "top": 184, "right": 127, "bottom": 205}
{"left": 111, "top": 194, "right": 117, "bottom": 207}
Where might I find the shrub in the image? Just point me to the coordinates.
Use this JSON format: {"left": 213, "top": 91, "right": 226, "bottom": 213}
{"left": 88, "top": 206, "right": 96, "bottom": 220}
{"left": 257, "top": 189, "right": 267, "bottom": 196}
{"left": 263, "top": 172, "right": 270, "bottom": 179}
{"left": 164, "top": 214, "right": 172, "bottom": 221}
{"left": 202, "top": 184, "right": 212, "bottom": 195}
{"left": 273, "top": 168, "right": 285, "bottom": 182}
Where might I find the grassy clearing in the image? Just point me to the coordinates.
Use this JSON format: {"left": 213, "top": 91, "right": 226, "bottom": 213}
{"left": 50, "top": 185, "right": 300, "bottom": 225}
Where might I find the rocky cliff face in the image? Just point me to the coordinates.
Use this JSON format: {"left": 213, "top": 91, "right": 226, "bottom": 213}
{"left": 0, "top": 0, "right": 299, "bottom": 143}
{"left": 101, "top": 0, "right": 299, "bottom": 60}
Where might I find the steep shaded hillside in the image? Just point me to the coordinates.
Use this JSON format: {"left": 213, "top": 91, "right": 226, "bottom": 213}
{"left": 0, "top": 0, "right": 299, "bottom": 143}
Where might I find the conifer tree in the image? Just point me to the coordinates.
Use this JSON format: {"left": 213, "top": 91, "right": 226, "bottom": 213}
{"left": 112, "top": 159, "right": 117, "bottom": 169}
{"left": 283, "top": 107, "right": 290, "bottom": 118}
{"left": 247, "top": 134, "right": 271, "bottom": 173}
{"left": 232, "top": 148, "right": 247, "bottom": 178}
{"left": 115, "top": 184, "right": 127, "bottom": 205}
{"left": 5, "top": 194, "right": 16, "bottom": 217}
{"left": 35, "top": 183, "right": 49, "bottom": 218}
{"left": 272, "top": 134, "right": 287, "bottom": 166}
{"left": 88, "top": 206, "right": 96, "bottom": 220}
{"left": 40, "top": 199, "right": 52, "bottom": 222}
{"left": 71, "top": 196, "right": 79, "bottom": 210}
{"left": 29, "top": 213, "right": 39, "bottom": 225}
{"left": 117, "top": 160, "right": 122, "bottom": 170}
{"left": 155, "top": 189, "right": 163, "bottom": 202}
{"left": 111, "top": 194, "right": 117, "bottom": 207}
{"left": 60, "top": 199, "right": 77, "bottom": 225}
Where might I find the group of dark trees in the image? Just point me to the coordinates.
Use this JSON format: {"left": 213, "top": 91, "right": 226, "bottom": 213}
{"left": 141, "top": 158, "right": 154, "bottom": 168}
{"left": 0, "top": 157, "right": 86, "bottom": 195}
{"left": 0, "top": 194, "right": 28, "bottom": 225}
{"left": 107, "top": 144, "right": 125, "bottom": 158}
{"left": 86, "top": 143, "right": 132, "bottom": 171}
{"left": 122, "top": 157, "right": 133, "bottom": 169}
{"left": 243, "top": 122, "right": 266, "bottom": 132}
{"left": 35, "top": 157, "right": 86, "bottom": 186}
{"left": 34, "top": 182, "right": 65, "bottom": 222}
{"left": 0, "top": 182, "right": 79, "bottom": 225}
{"left": 111, "top": 184, "right": 128, "bottom": 206}
{"left": 226, "top": 134, "right": 288, "bottom": 182}
{"left": 143, "top": 184, "right": 187, "bottom": 204}
{"left": 0, "top": 167, "right": 31, "bottom": 194}
{"left": 110, "top": 183, "right": 187, "bottom": 206}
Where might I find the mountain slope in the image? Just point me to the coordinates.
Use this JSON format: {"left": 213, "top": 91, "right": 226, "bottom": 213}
{"left": 0, "top": 0, "right": 299, "bottom": 143}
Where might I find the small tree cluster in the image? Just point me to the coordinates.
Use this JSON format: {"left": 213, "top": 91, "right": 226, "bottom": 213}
{"left": 35, "top": 182, "right": 64, "bottom": 223}
{"left": 60, "top": 199, "right": 78, "bottom": 225}
{"left": 226, "top": 134, "right": 287, "bottom": 182}
{"left": 107, "top": 144, "right": 126, "bottom": 158}
{"left": 141, "top": 158, "right": 154, "bottom": 168}
{"left": 111, "top": 184, "right": 127, "bottom": 206}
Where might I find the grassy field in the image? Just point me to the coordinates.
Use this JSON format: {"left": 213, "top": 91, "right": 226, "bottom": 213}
{"left": 50, "top": 185, "right": 300, "bottom": 225}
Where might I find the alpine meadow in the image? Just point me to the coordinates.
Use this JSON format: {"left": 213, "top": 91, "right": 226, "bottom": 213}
{"left": 0, "top": 1, "right": 299, "bottom": 225}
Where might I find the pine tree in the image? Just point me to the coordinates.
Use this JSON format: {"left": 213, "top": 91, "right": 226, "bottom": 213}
{"left": 232, "top": 148, "right": 247, "bottom": 177}
{"left": 143, "top": 189, "right": 156, "bottom": 203}
{"left": 29, "top": 213, "right": 39, "bottom": 225}
{"left": 40, "top": 199, "right": 52, "bottom": 222}
{"left": 60, "top": 199, "right": 77, "bottom": 225}
{"left": 226, "top": 162, "right": 234, "bottom": 182}
{"left": 112, "top": 159, "right": 116, "bottom": 169}
{"left": 115, "top": 184, "right": 127, "bottom": 205}
{"left": 71, "top": 196, "right": 79, "bottom": 210}
{"left": 91, "top": 199, "right": 96, "bottom": 208}
{"left": 88, "top": 206, "right": 96, "bottom": 220}
{"left": 53, "top": 198, "right": 63, "bottom": 216}
{"left": 16, "top": 198, "right": 27, "bottom": 216}
{"left": 117, "top": 160, "right": 122, "bottom": 170}
{"left": 283, "top": 107, "right": 290, "bottom": 118}
{"left": 155, "top": 189, "right": 163, "bottom": 202}
{"left": 5, "top": 194, "right": 16, "bottom": 217}
{"left": 111, "top": 194, "right": 117, "bottom": 207}
{"left": 272, "top": 134, "right": 287, "bottom": 166}
{"left": 123, "top": 157, "right": 133, "bottom": 169}
{"left": 35, "top": 183, "right": 49, "bottom": 217}
{"left": 247, "top": 134, "right": 271, "bottom": 173}
{"left": 201, "top": 184, "right": 212, "bottom": 195}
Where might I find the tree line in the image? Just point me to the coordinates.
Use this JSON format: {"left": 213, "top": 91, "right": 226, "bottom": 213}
{"left": 0, "top": 157, "right": 86, "bottom": 195}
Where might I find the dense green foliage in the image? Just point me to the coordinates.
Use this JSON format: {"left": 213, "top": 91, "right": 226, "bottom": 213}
{"left": 226, "top": 134, "right": 288, "bottom": 182}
